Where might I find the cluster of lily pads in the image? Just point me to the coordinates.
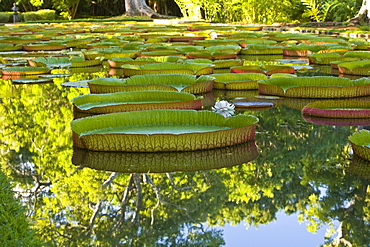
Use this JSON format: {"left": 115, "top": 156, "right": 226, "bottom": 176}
{"left": 1, "top": 22, "right": 370, "bottom": 163}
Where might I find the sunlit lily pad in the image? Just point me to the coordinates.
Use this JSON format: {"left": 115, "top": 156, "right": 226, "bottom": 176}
{"left": 121, "top": 62, "right": 214, "bottom": 76}
{"left": 11, "top": 78, "right": 53, "bottom": 84}
{"left": 88, "top": 74, "right": 215, "bottom": 94}
{"left": 27, "top": 56, "right": 102, "bottom": 68}
{"left": 337, "top": 60, "right": 370, "bottom": 76}
{"left": 302, "top": 100, "right": 370, "bottom": 118}
{"left": 1, "top": 66, "right": 51, "bottom": 75}
{"left": 72, "top": 91, "right": 203, "bottom": 115}
{"left": 23, "top": 43, "right": 66, "bottom": 51}
{"left": 71, "top": 110, "right": 259, "bottom": 152}
{"left": 349, "top": 130, "right": 370, "bottom": 161}
{"left": 0, "top": 44, "right": 23, "bottom": 52}
{"left": 212, "top": 73, "right": 267, "bottom": 90}
{"left": 240, "top": 44, "right": 283, "bottom": 55}
{"left": 258, "top": 76, "right": 370, "bottom": 98}
{"left": 230, "top": 65, "right": 294, "bottom": 75}
{"left": 72, "top": 141, "right": 258, "bottom": 173}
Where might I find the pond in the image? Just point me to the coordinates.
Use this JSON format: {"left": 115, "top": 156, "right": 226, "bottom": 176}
{"left": 1, "top": 22, "right": 369, "bottom": 246}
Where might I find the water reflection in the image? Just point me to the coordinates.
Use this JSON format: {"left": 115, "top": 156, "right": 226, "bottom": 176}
{"left": 72, "top": 141, "right": 258, "bottom": 173}
{"left": 1, "top": 70, "right": 369, "bottom": 246}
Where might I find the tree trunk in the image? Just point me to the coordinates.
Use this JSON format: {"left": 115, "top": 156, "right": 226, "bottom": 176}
{"left": 125, "top": 0, "right": 165, "bottom": 18}
{"left": 349, "top": 0, "right": 370, "bottom": 24}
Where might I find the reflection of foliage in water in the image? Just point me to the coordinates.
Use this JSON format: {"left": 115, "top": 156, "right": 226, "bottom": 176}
{"left": 0, "top": 75, "right": 369, "bottom": 246}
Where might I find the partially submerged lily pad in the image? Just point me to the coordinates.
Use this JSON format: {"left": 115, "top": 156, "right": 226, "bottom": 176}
{"left": 258, "top": 76, "right": 370, "bottom": 98}
{"left": 302, "top": 100, "right": 370, "bottom": 118}
{"left": 71, "top": 109, "right": 259, "bottom": 152}
{"left": 349, "top": 130, "right": 370, "bottom": 161}
{"left": 72, "top": 91, "right": 203, "bottom": 115}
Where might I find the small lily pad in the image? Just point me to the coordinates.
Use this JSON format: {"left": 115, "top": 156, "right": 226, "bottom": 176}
{"left": 12, "top": 78, "right": 53, "bottom": 84}
{"left": 233, "top": 101, "right": 275, "bottom": 108}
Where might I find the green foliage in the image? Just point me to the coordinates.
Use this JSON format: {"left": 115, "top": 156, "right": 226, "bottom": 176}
{"left": 22, "top": 9, "right": 55, "bottom": 21}
{"left": 0, "top": 12, "right": 12, "bottom": 22}
{"left": 301, "top": 0, "right": 362, "bottom": 22}
{"left": 0, "top": 171, "right": 43, "bottom": 247}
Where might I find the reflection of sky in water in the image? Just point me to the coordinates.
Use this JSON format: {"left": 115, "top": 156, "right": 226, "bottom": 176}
{"left": 221, "top": 212, "right": 339, "bottom": 247}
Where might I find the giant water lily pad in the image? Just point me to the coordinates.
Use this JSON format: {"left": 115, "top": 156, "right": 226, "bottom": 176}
{"left": 302, "top": 100, "right": 370, "bottom": 118}
{"left": 71, "top": 110, "right": 259, "bottom": 152}
{"left": 72, "top": 91, "right": 203, "bottom": 115}
{"left": 258, "top": 76, "right": 370, "bottom": 98}
{"left": 72, "top": 141, "right": 258, "bottom": 173}
{"left": 1, "top": 66, "right": 51, "bottom": 75}
{"left": 349, "top": 130, "right": 370, "bottom": 161}
{"left": 230, "top": 65, "right": 295, "bottom": 75}
{"left": 212, "top": 73, "right": 267, "bottom": 90}
{"left": 121, "top": 62, "right": 214, "bottom": 76}
{"left": 337, "top": 60, "right": 370, "bottom": 76}
{"left": 88, "top": 74, "right": 215, "bottom": 94}
{"left": 23, "top": 43, "right": 66, "bottom": 51}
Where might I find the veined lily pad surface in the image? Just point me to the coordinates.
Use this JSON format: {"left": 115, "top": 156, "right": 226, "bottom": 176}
{"left": 212, "top": 73, "right": 267, "bottom": 90}
{"left": 337, "top": 60, "right": 370, "bottom": 76}
{"left": 71, "top": 110, "right": 259, "bottom": 152}
{"left": 72, "top": 91, "right": 203, "bottom": 115}
{"left": 1, "top": 66, "right": 51, "bottom": 75}
{"left": 258, "top": 76, "right": 370, "bottom": 98}
{"left": 349, "top": 130, "right": 370, "bottom": 161}
{"left": 302, "top": 100, "right": 370, "bottom": 118}
{"left": 72, "top": 141, "right": 258, "bottom": 173}
{"left": 88, "top": 74, "right": 215, "bottom": 94}
{"left": 120, "top": 62, "right": 214, "bottom": 76}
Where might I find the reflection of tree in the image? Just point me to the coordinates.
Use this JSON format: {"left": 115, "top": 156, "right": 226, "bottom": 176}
{"left": 1, "top": 75, "right": 369, "bottom": 246}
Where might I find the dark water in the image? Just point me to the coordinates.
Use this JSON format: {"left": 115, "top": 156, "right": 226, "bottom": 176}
{"left": 1, "top": 50, "right": 369, "bottom": 246}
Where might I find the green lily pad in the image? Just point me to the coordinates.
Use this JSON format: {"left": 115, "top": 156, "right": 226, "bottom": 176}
{"left": 258, "top": 76, "right": 370, "bottom": 98}
{"left": 72, "top": 91, "right": 203, "bottom": 115}
{"left": 212, "top": 73, "right": 267, "bottom": 90}
{"left": 12, "top": 78, "right": 53, "bottom": 84}
{"left": 1, "top": 66, "right": 51, "bottom": 75}
{"left": 71, "top": 110, "right": 259, "bottom": 152}
{"left": 88, "top": 74, "right": 215, "bottom": 94}
{"left": 349, "top": 130, "right": 370, "bottom": 161}
{"left": 302, "top": 100, "right": 370, "bottom": 118}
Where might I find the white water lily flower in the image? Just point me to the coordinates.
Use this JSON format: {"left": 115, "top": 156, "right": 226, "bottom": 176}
{"left": 212, "top": 100, "right": 235, "bottom": 118}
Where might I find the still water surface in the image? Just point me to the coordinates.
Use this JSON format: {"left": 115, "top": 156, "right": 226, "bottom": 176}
{"left": 1, "top": 60, "right": 369, "bottom": 246}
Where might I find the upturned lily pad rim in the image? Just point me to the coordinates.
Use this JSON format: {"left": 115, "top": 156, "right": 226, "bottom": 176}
{"left": 302, "top": 100, "right": 370, "bottom": 118}
{"left": 349, "top": 130, "right": 370, "bottom": 161}
{"left": 72, "top": 90, "right": 202, "bottom": 113}
{"left": 71, "top": 109, "right": 259, "bottom": 152}
{"left": 258, "top": 76, "right": 370, "bottom": 98}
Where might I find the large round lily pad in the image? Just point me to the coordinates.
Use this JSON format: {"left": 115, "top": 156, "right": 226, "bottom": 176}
{"left": 72, "top": 91, "right": 203, "bottom": 115}
{"left": 258, "top": 76, "right": 370, "bottom": 98}
{"left": 88, "top": 75, "right": 215, "bottom": 94}
{"left": 302, "top": 100, "right": 370, "bottom": 118}
{"left": 349, "top": 130, "right": 370, "bottom": 161}
{"left": 71, "top": 109, "right": 259, "bottom": 152}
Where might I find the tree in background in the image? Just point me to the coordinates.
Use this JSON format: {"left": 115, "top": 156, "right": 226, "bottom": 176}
{"left": 350, "top": 0, "right": 370, "bottom": 24}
